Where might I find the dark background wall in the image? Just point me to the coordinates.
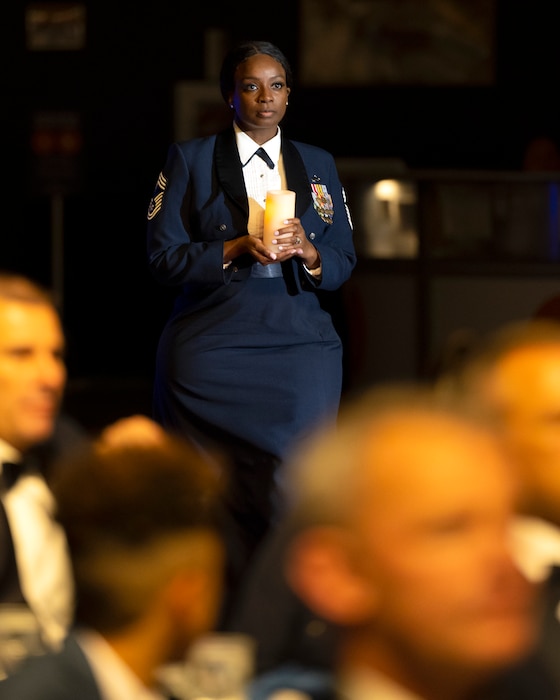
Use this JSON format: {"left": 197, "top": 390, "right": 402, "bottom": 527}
{"left": 3, "top": 1, "right": 560, "bottom": 403}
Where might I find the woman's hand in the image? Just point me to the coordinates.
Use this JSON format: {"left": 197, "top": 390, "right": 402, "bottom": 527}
{"left": 272, "top": 218, "right": 320, "bottom": 269}
{"left": 224, "top": 235, "right": 279, "bottom": 266}
{"left": 223, "top": 222, "right": 320, "bottom": 268}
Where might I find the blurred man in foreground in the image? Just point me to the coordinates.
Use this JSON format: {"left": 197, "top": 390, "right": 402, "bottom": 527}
{"left": 447, "top": 319, "right": 560, "bottom": 532}
{"left": 282, "top": 385, "right": 545, "bottom": 700}
{"left": 439, "top": 318, "right": 560, "bottom": 693}
{"left": 0, "top": 271, "right": 87, "bottom": 666}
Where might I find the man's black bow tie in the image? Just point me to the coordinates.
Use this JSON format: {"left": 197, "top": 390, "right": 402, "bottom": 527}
{"left": 255, "top": 147, "right": 275, "bottom": 169}
{"left": 1, "top": 462, "right": 22, "bottom": 491}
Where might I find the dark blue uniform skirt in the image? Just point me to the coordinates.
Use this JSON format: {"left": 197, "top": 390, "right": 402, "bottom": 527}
{"left": 152, "top": 275, "right": 343, "bottom": 586}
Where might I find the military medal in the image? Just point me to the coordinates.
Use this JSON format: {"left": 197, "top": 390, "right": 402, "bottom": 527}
{"left": 311, "top": 182, "right": 334, "bottom": 224}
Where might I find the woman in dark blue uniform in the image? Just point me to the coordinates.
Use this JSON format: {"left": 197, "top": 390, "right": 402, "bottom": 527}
{"left": 146, "top": 40, "right": 356, "bottom": 579}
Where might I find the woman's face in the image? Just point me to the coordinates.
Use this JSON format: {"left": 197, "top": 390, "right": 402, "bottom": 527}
{"left": 229, "top": 53, "right": 291, "bottom": 144}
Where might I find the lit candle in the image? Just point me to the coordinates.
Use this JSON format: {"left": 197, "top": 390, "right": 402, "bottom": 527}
{"left": 263, "top": 190, "right": 296, "bottom": 247}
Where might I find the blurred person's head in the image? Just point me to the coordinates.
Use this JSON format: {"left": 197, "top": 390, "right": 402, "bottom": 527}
{"left": 50, "top": 423, "right": 226, "bottom": 684}
{"left": 0, "top": 272, "right": 66, "bottom": 453}
{"left": 444, "top": 319, "right": 560, "bottom": 526}
{"left": 284, "top": 385, "right": 540, "bottom": 700}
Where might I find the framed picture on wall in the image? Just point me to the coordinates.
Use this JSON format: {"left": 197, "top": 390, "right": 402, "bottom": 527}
{"left": 25, "top": 2, "right": 86, "bottom": 51}
{"left": 299, "top": 0, "right": 496, "bottom": 86}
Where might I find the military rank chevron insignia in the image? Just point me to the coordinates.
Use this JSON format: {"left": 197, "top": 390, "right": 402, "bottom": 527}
{"left": 147, "top": 172, "right": 167, "bottom": 220}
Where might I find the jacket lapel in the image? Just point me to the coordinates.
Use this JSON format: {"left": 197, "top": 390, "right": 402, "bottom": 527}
{"left": 216, "top": 128, "right": 313, "bottom": 220}
{"left": 214, "top": 128, "right": 310, "bottom": 293}
{"left": 215, "top": 128, "right": 249, "bottom": 217}
{"left": 282, "top": 136, "right": 313, "bottom": 217}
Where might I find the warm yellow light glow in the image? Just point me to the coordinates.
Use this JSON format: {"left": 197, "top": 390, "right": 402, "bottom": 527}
{"left": 374, "top": 179, "right": 400, "bottom": 201}
{"left": 263, "top": 190, "right": 296, "bottom": 247}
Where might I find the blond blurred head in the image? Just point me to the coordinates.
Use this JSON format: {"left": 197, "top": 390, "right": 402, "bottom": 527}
{"left": 284, "top": 384, "right": 540, "bottom": 700}
{"left": 440, "top": 319, "right": 560, "bottom": 525}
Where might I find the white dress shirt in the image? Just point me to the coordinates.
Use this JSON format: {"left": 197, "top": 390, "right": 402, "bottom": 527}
{"left": 0, "top": 438, "right": 74, "bottom": 650}
{"left": 511, "top": 514, "right": 560, "bottom": 586}
{"left": 235, "top": 124, "right": 283, "bottom": 238}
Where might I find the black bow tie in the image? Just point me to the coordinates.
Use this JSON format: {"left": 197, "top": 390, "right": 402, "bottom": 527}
{"left": 1, "top": 461, "right": 22, "bottom": 491}
{"left": 254, "top": 147, "right": 275, "bottom": 169}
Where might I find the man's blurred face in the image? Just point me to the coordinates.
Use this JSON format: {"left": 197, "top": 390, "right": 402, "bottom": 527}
{"left": 348, "top": 414, "right": 539, "bottom": 678}
{"left": 0, "top": 299, "right": 66, "bottom": 452}
{"left": 478, "top": 344, "right": 560, "bottom": 521}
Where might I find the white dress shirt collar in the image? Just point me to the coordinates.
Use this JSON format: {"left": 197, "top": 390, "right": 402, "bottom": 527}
{"left": 234, "top": 123, "right": 281, "bottom": 168}
{"left": 511, "top": 514, "right": 560, "bottom": 582}
{"left": 0, "top": 438, "right": 22, "bottom": 471}
{"left": 76, "top": 628, "right": 168, "bottom": 700}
